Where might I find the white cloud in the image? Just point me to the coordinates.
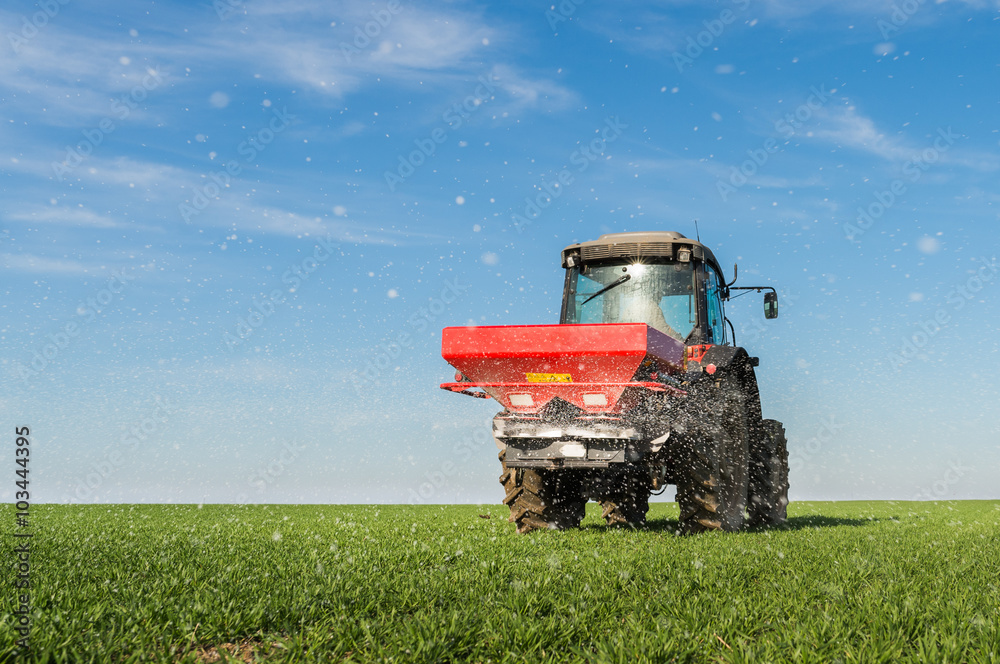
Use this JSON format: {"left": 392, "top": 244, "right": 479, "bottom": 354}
{"left": 757, "top": 0, "right": 1000, "bottom": 19}
{"left": 5, "top": 206, "right": 123, "bottom": 228}
{"left": 249, "top": 208, "right": 329, "bottom": 236}
{"left": 210, "top": 2, "right": 498, "bottom": 98}
{"left": 489, "top": 64, "right": 578, "bottom": 114}
{"left": 83, "top": 156, "right": 191, "bottom": 191}
{"left": 576, "top": 6, "right": 689, "bottom": 53}
{"left": 808, "top": 105, "right": 1000, "bottom": 172}
{"left": 1, "top": 253, "right": 92, "bottom": 274}
{"left": 252, "top": 39, "right": 361, "bottom": 97}
{"left": 0, "top": 11, "right": 174, "bottom": 126}
{"left": 365, "top": 8, "right": 494, "bottom": 71}
{"left": 577, "top": 0, "right": 1000, "bottom": 55}
{"left": 809, "top": 105, "right": 911, "bottom": 162}
{"left": 238, "top": 206, "right": 450, "bottom": 246}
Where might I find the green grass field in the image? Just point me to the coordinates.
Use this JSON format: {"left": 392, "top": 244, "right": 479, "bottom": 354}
{"left": 3, "top": 501, "right": 999, "bottom": 663}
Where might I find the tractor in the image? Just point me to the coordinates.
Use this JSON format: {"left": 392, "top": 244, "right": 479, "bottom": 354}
{"left": 440, "top": 231, "right": 788, "bottom": 534}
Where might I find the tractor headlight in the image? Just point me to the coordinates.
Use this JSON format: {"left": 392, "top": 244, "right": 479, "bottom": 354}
{"left": 509, "top": 394, "right": 534, "bottom": 407}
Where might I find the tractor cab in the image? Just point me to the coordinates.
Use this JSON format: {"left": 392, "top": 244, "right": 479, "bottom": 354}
{"left": 559, "top": 231, "right": 732, "bottom": 346}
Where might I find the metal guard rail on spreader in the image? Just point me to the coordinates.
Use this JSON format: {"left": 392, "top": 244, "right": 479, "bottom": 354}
{"left": 440, "top": 381, "right": 687, "bottom": 399}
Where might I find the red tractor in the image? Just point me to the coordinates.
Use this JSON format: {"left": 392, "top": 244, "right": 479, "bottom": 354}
{"left": 440, "top": 231, "right": 788, "bottom": 533}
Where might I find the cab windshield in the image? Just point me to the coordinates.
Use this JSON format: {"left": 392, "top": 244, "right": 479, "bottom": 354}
{"left": 564, "top": 261, "right": 697, "bottom": 341}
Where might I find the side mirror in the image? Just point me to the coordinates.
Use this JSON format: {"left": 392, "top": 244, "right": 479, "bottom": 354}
{"left": 764, "top": 291, "right": 779, "bottom": 320}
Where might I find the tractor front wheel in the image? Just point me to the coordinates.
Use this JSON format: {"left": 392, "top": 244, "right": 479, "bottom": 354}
{"left": 675, "top": 374, "right": 750, "bottom": 534}
{"left": 747, "top": 419, "right": 789, "bottom": 528}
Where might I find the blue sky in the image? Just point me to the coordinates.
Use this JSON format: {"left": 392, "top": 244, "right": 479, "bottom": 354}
{"left": 1, "top": 0, "right": 998, "bottom": 505}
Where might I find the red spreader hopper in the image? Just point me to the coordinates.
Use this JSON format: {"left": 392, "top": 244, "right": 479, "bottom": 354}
{"left": 440, "top": 323, "right": 686, "bottom": 415}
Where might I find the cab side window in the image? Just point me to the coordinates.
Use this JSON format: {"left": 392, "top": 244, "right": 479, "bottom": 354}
{"left": 705, "top": 266, "right": 727, "bottom": 344}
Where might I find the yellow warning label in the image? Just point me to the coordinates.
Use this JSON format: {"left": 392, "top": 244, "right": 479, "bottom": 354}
{"left": 525, "top": 373, "right": 573, "bottom": 383}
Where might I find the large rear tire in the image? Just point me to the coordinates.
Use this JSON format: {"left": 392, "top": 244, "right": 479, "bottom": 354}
{"left": 675, "top": 375, "right": 750, "bottom": 534}
{"left": 747, "top": 419, "right": 789, "bottom": 527}
{"left": 498, "top": 449, "right": 585, "bottom": 534}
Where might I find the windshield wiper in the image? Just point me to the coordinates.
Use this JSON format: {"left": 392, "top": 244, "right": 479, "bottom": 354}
{"left": 581, "top": 274, "right": 631, "bottom": 305}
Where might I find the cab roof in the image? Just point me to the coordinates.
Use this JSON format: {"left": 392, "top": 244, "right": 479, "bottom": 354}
{"left": 561, "top": 231, "right": 726, "bottom": 280}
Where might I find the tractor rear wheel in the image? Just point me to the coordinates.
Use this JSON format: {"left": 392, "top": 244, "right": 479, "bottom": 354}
{"left": 498, "top": 449, "right": 585, "bottom": 534}
{"left": 675, "top": 375, "right": 750, "bottom": 534}
{"left": 747, "top": 419, "right": 789, "bottom": 527}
